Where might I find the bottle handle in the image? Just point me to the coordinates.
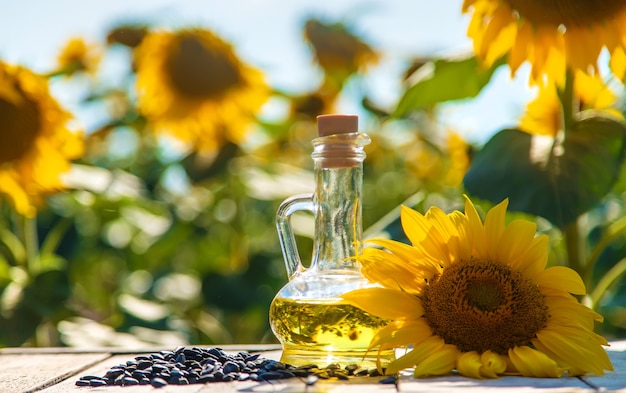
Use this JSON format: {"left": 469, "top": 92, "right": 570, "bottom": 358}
{"left": 276, "top": 193, "right": 315, "bottom": 279}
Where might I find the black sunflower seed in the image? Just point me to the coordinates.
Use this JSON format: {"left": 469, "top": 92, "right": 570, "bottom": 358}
{"left": 75, "top": 345, "right": 391, "bottom": 387}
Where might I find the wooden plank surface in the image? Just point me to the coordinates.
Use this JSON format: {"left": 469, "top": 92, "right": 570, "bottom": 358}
{"left": 0, "top": 342, "right": 624, "bottom": 393}
{"left": 0, "top": 353, "right": 111, "bottom": 393}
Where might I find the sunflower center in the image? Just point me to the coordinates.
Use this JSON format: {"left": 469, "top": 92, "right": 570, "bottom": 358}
{"left": 422, "top": 259, "right": 549, "bottom": 354}
{"left": 166, "top": 34, "right": 242, "bottom": 99}
{"left": 465, "top": 279, "right": 504, "bottom": 312}
{"left": 0, "top": 86, "right": 41, "bottom": 165}
{"left": 506, "top": 0, "right": 626, "bottom": 26}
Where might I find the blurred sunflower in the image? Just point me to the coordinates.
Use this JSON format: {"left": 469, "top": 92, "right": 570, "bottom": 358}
{"left": 106, "top": 25, "right": 148, "bottom": 48}
{"left": 134, "top": 28, "right": 270, "bottom": 154}
{"left": 343, "top": 197, "right": 613, "bottom": 378}
{"left": 520, "top": 71, "right": 622, "bottom": 136}
{"left": 290, "top": 90, "right": 336, "bottom": 121}
{"left": 0, "top": 62, "right": 84, "bottom": 217}
{"left": 406, "top": 131, "right": 470, "bottom": 188}
{"left": 55, "top": 37, "right": 101, "bottom": 77}
{"left": 304, "top": 19, "right": 379, "bottom": 91}
{"left": 444, "top": 131, "right": 471, "bottom": 187}
{"left": 462, "top": 0, "right": 626, "bottom": 84}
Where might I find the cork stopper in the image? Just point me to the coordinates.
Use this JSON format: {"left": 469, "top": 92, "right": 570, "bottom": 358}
{"left": 314, "top": 114, "right": 364, "bottom": 168}
{"left": 317, "top": 114, "right": 358, "bottom": 137}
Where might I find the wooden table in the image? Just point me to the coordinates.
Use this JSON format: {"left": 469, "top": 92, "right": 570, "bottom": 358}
{"left": 1, "top": 341, "right": 625, "bottom": 393}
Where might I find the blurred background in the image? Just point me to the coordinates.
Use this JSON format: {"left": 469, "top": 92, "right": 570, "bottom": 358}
{"left": 0, "top": 0, "right": 624, "bottom": 349}
{"left": 1, "top": 0, "right": 533, "bottom": 144}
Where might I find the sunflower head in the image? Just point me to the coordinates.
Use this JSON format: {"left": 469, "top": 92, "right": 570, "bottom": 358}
{"left": 404, "top": 131, "right": 470, "bottom": 188}
{"left": 107, "top": 24, "right": 148, "bottom": 48}
{"left": 55, "top": 37, "right": 101, "bottom": 77}
{"left": 0, "top": 62, "right": 84, "bottom": 216}
{"left": 290, "top": 90, "right": 336, "bottom": 121}
{"left": 463, "top": 0, "right": 626, "bottom": 84}
{"left": 134, "top": 28, "right": 270, "bottom": 154}
{"left": 520, "top": 70, "right": 622, "bottom": 136}
{"left": 304, "top": 18, "right": 378, "bottom": 89}
{"left": 343, "top": 196, "right": 613, "bottom": 378}
{"left": 164, "top": 32, "right": 243, "bottom": 100}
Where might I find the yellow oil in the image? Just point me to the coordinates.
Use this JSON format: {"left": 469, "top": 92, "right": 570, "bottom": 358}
{"left": 269, "top": 297, "right": 395, "bottom": 369}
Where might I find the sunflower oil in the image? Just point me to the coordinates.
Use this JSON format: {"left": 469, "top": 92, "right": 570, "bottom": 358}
{"left": 269, "top": 297, "right": 394, "bottom": 368}
{"left": 271, "top": 115, "right": 393, "bottom": 369}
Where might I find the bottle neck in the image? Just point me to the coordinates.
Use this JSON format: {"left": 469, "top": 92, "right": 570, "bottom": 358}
{"left": 311, "top": 159, "right": 364, "bottom": 272}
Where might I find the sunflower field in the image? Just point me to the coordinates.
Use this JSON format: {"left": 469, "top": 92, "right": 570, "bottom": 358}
{"left": 1, "top": 2, "right": 626, "bottom": 355}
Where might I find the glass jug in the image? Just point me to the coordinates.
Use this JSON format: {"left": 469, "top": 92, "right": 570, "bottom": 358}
{"left": 269, "top": 114, "right": 394, "bottom": 368}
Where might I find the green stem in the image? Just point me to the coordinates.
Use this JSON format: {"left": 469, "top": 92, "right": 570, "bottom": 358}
{"left": 23, "top": 215, "right": 40, "bottom": 274}
{"left": 584, "top": 215, "right": 626, "bottom": 285}
{"left": 564, "top": 221, "right": 584, "bottom": 278}
{"left": 557, "top": 68, "right": 576, "bottom": 133}
{"left": 40, "top": 217, "right": 72, "bottom": 257}
{"left": 588, "top": 258, "right": 626, "bottom": 309}
{"left": 557, "top": 70, "right": 583, "bottom": 275}
{"left": 11, "top": 209, "right": 27, "bottom": 267}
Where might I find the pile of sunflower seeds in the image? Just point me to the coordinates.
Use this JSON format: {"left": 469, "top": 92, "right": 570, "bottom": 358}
{"left": 75, "top": 346, "right": 394, "bottom": 388}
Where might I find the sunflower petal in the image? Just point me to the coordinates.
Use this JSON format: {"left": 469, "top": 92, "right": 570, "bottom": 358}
{"left": 359, "top": 247, "right": 433, "bottom": 293}
{"left": 610, "top": 47, "right": 626, "bottom": 80}
{"left": 510, "top": 234, "right": 549, "bottom": 278}
{"left": 386, "top": 336, "right": 445, "bottom": 374}
{"left": 463, "top": 195, "right": 487, "bottom": 255}
{"left": 426, "top": 206, "right": 458, "bottom": 241}
{"left": 538, "top": 29, "right": 565, "bottom": 86}
{"left": 0, "top": 172, "right": 36, "bottom": 217}
{"left": 531, "top": 30, "right": 553, "bottom": 83}
{"left": 447, "top": 211, "right": 472, "bottom": 261}
{"left": 413, "top": 343, "right": 458, "bottom": 377}
{"left": 508, "top": 20, "right": 531, "bottom": 76}
{"left": 341, "top": 287, "right": 423, "bottom": 320}
{"left": 484, "top": 198, "right": 508, "bottom": 244}
{"left": 456, "top": 352, "right": 483, "bottom": 379}
{"left": 456, "top": 351, "right": 507, "bottom": 379}
{"left": 496, "top": 219, "right": 536, "bottom": 266}
{"left": 535, "top": 266, "right": 586, "bottom": 295}
{"left": 545, "top": 294, "right": 603, "bottom": 330}
{"left": 533, "top": 326, "right": 613, "bottom": 375}
{"left": 481, "top": 351, "right": 507, "bottom": 377}
{"left": 400, "top": 205, "right": 432, "bottom": 246}
{"left": 462, "top": 0, "right": 478, "bottom": 13}
{"left": 564, "top": 26, "right": 602, "bottom": 74}
{"left": 369, "top": 318, "right": 433, "bottom": 350}
{"left": 367, "top": 238, "right": 440, "bottom": 272}
{"left": 480, "top": 4, "right": 516, "bottom": 65}
{"left": 508, "top": 346, "right": 563, "bottom": 378}
{"left": 403, "top": 206, "right": 457, "bottom": 266}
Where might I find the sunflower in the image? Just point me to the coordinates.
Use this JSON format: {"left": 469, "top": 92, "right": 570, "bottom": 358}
{"left": 444, "top": 131, "right": 471, "bottom": 187}
{"left": 520, "top": 71, "right": 622, "bottom": 136}
{"left": 405, "top": 131, "right": 470, "bottom": 188}
{"left": 0, "top": 62, "right": 84, "bottom": 217}
{"left": 342, "top": 197, "right": 613, "bottom": 378}
{"left": 55, "top": 37, "right": 101, "bottom": 77}
{"left": 304, "top": 18, "right": 378, "bottom": 90}
{"left": 133, "top": 28, "right": 270, "bottom": 155}
{"left": 463, "top": 0, "right": 626, "bottom": 85}
{"left": 106, "top": 24, "right": 148, "bottom": 48}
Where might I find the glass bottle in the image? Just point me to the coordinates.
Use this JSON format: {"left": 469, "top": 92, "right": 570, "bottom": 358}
{"left": 269, "top": 114, "right": 394, "bottom": 368}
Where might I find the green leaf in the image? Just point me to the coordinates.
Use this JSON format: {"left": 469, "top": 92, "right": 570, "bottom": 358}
{"left": 0, "top": 269, "right": 70, "bottom": 346}
{"left": 182, "top": 142, "right": 240, "bottom": 183}
{"left": 0, "top": 227, "right": 26, "bottom": 264}
{"left": 463, "top": 116, "right": 626, "bottom": 229}
{"left": 393, "top": 56, "right": 504, "bottom": 117}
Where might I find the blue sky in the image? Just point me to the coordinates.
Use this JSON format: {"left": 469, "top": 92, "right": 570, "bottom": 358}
{"left": 0, "top": 0, "right": 533, "bottom": 144}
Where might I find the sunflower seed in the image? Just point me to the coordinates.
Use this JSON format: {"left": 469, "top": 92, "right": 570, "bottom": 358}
{"left": 75, "top": 345, "right": 392, "bottom": 387}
